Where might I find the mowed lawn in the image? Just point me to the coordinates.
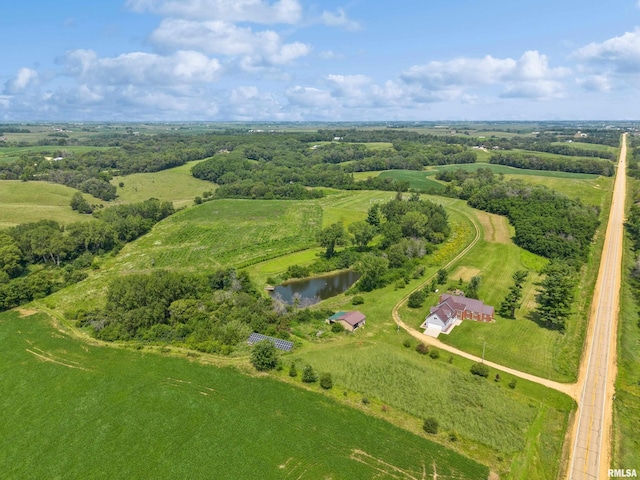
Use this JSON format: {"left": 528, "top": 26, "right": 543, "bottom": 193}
{"left": 400, "top": 205, "right": 586, "bottom": 382}
{"left": 0, "top": 180, "right": 103, "bottom": 228}
{"left": 0, "top": 311, "right": 488, "bottom": 480}
{"left": 111, "top": 160, "right": 214, "bottom": 208}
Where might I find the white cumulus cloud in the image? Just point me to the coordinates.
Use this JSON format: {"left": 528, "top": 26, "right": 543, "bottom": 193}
{"left": 126, "top": 0, "right": 303, "bottom": 24}
{"left": 401, "top": 51, "right": 568, "bottom": 99}
{"left": 321, "top": 8, "right": 360, "bottom": 30}
{"left": 4, "top": 68, "right": 39, "bottom": 95}
{"left": 574, "top": 28, "right": 640, "bottom": 73}
{"left": 149, "top": 19, "right": 310, "bottom": 66}
{"left": 62, "top": 49, "right": 222, "bottom": 85}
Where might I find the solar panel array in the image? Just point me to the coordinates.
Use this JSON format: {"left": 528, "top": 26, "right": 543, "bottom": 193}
{"left": 247, "top": 332, "right": 294, "bottom": 351}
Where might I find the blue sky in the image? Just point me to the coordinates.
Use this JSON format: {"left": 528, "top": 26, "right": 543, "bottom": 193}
{"left": 3, "top": 0, "right": 640, "bottom": 121}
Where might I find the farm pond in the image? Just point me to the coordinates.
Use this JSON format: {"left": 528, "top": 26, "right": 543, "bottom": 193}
{"left": 271, "top": 270, "right": 360, "bottom": 305}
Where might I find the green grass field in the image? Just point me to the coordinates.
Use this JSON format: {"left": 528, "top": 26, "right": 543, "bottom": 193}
{"left": 289, "top": 340, "right": 573, "bottom": 480}
{"left": 111, "top": 160, "right": 214, "bottom": 209}
{"left": 0, "top": 310, "right": 488, "bottom": 480}
{"left": 504, "top": 175, "right": 611, "bottom": 206}
{"left": 105, "top": 198, "right": 323, "bottom": 273}
{"left": 550, "top": 141, "right": 617, "bottom": 154}
{"left": 377, "top": 170, "right": 446, "bottom": 192}
{"left": 0, "top": 180, "right": 103, "bottom": 228}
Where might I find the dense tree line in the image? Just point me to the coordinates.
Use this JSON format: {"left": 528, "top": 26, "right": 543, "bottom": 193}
{"left": 439, "top": 169, "right": 599, "bottom": 263}
{"left": 77, "top": 268, "right": 332, "bottom": 354}
{"left": 489, "top": 152, "right": 614, "bottom": 176}
{"left": 626, "top": 141, "right": 640, "bottom": 179}
{"left": 191, "top": 147, "right": 411, "bottom": 199}
{"left": 0, "top": 198, "right": 174, "bottom": 311}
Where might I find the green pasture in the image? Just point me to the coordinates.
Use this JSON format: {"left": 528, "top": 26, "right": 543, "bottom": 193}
{"left": 0, "top": 145, "right": 113, "bottom": 160}
{"left": 378, "top": 170, "right": 446, "bottom": 193}
{"left": 0, "top": 310, "right": 487, "bottom": 480}
{"left": 505, "top": 174, "right": 611, "bottom": 206}
{"left": 0, "top": 180, "right": 103, "bottom": 228}
{"left": 111, "top": 160, "right": 213, "bottom": 208}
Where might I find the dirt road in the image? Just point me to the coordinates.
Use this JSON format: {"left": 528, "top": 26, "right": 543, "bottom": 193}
{"left": 567, "top": 133, "right": 626, "bottom": 480}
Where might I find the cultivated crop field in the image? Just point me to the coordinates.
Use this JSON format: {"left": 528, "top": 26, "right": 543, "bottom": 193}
{"left": 0, "top": 180, "right": 103, "bottom": 228}
{"left": 111, "top": 160, "right": 214, "bottom": 208}
{"left": 0, "top": 310, "right": 488, "bottom": 480}
{"left": 377, "top": 170, "right": 446, "bottom": 193}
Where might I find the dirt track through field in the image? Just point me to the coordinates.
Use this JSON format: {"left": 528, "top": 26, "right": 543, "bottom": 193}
{"left": 474, "top": 210, "right": 511, "bottom": 244}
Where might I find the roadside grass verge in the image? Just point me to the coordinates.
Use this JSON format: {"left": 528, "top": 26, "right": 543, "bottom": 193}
{"left": 612, "top": 177, "right": 640, "bottom": 467}
{"left": 0, "top": 310, "right": 488, "bottom": 480}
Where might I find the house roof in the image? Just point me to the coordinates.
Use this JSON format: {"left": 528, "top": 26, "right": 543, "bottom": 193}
{"left": 440, "top": 294, "right": 494, "bottom": 315}
{"left": 429, "top": 301, "right": 456, "bottom": 322}
{"left": 328, "top": 311, "right": 366, "bottom": 326}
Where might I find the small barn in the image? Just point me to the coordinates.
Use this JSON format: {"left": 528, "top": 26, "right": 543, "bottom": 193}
{"left": 327, "top": 311, "right": 366, "bottom": 332}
